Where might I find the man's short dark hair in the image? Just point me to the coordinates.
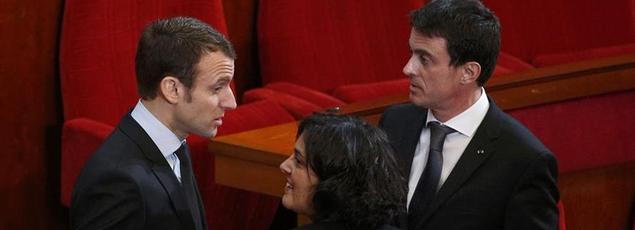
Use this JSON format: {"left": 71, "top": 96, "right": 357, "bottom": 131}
{"left": 135, "top": 16, "right": 236, "bottom": 99}
{"left": 411, "top": 0, "right": 500, "bottom": 85}
{"left": 298, "top": 114, "right": 407, "bottom": 229}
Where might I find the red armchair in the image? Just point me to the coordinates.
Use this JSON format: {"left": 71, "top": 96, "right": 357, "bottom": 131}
{"left": 59, "top": 0, "right": 295, "bottom": 229}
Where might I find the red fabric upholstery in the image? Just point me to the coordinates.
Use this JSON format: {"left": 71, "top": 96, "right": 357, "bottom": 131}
{"left": 60, "top": 118, "right": 113, "bottom": 207}
{"left": 532, "top": 43, "right": 635, "bottom": 67}
{"left": 497, "top": 52, "right": 534, "bottom": 72}
{"left": 484, "top": 0, "right": 635, "bottom": 63}
{"left": 59, "top": 0, "right": 295, "bottom": 228}
{"left": 258, "top": 0, "right": 424, "bottom": 93}
{"left": 509, "top": 90, "right": 635, "bottom": 173}
{"left": 492, "top": 52, "right": 535, "bottom": 77}
{"left": 333, "top": 79, "right": 409, "bottom": 103}
{"left": 265, "top": 82, "right": 345, "bottom": 108}
{"left": 243, "top": 88, "right": 321, "bottom": 119}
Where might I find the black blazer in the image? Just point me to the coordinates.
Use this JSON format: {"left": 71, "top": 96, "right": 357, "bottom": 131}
{"left": 379, "top": 100, "right": 559, "bottom": 230}
{"left": 295, "top": 222, "right": 400, "bottom": 230}
{"left": 70, "top": 114, "right": 207, "bottom": 230}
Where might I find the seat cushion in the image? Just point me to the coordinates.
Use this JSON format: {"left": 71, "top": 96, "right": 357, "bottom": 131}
{"left": 332, "top": 79, "right": 409, "bottom": 103}
{"left": 258, "top": 0, "right": 424, "bottom": 92}
{"left": 265, "top": 82, "right": 344, "bottom": 108}
{"left": 243, "top": 88, "right": 321, "bottom": 119}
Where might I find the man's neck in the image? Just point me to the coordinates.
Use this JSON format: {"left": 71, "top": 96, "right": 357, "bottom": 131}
{"left": 140, "top": 99, "right": 184, "bottom": 139}
{"left": 431, "top": 88, "right": 482, "bottom": 122}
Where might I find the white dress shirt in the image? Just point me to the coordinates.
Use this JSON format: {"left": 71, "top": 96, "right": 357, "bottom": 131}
{"left": 406, "top": 88, "right": 490, "bottom": 207}
{"left": 131, "top": 100, "right": 186, "bottom": 182}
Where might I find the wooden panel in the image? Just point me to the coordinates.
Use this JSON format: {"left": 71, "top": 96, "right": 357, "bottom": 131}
{"left": 216, "top": 155, "right": 285, "bottom": 197}
{"left": 488, "top": 53, "right": 635, "bottom": 110}
{"left": 558, "top": 161, "right": 635, "bottom": 230}
{"left": 0, "top": 0, "right": 65, "bottom": 229}
{"left": 211, "top": 122, "right": 297, "bottom": 196}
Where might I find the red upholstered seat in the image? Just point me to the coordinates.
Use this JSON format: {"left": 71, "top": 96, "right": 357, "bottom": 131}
{"left": 59, "top": 0, "right": 295, "bottom": 228}
{"left": 243, "top": 87, "right": 322, "bottom": 119}
{"left": 258, "top": 0, "right": 423, "bottom": 93}
{"left": 484, "top": 0, "right": 635, "bottom": 65}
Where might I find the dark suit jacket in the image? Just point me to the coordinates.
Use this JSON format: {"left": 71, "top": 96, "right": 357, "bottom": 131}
{"left": 379, "top": 100, "right": 559, "bottom": 230}
{"left": 295, "top": 221, "right": 400, "bottom": 230}
{"left": 70, "top": 114, "right": 207, "bottom": 230}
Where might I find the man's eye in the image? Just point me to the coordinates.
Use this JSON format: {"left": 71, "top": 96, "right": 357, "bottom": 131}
{"left": 419, "top": 56, "right": 429, "bottom": 64}
{"left": 213, "top": 86, "right": 224, "bottom": 93}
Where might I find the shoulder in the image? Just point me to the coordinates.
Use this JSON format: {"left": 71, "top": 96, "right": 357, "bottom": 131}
{"left": 74, "top": 125, "right": 155, "bottom": 194}
{"left": 383, "top": 103, "right": 424, "bottom": 116}
{"left": 488, "top": 107, "right": 558, "bottom": 174}
{"left": 380, "top": 103, "right": 425, "bottom": 127}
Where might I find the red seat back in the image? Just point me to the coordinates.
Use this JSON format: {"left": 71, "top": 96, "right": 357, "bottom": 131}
{"left": 258, "top": 0, "right": 424, "bottom": 93}
{"left": 484, "top": 0, "right": 635, "bottom": 62}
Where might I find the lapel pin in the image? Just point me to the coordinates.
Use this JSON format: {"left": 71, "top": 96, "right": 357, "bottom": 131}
{"left": 477, "top": 149, "right": 485, "bottom": 155}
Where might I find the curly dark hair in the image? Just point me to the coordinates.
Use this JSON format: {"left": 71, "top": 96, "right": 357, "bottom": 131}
{"left": 297, "top": 114, "right": 407, "bottom": 229}
{"left": 410, "top": 0, "right": 500, "bottom": 86}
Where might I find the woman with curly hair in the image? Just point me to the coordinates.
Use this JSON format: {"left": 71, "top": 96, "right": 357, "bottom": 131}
{"left": 280, "top": 114, "right": 407, "bottom": 229}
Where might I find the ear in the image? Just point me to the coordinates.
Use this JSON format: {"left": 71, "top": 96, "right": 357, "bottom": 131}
{"left": 158, "top": 76, "right": 182, "bottom": 104}
{"left": 460, "top": 61, "right": 481, "bottom": 84}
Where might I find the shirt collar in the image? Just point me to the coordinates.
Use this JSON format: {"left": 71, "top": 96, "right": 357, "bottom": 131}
{"left": 426, "top": 88, "right": 490, "bottom": 137}
{"left": 131, "top": 100, "right": 185, "bottom": 158}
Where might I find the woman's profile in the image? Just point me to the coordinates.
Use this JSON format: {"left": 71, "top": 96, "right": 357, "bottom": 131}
{"left": 280, "top": 114, "right": 407, "bottom": 229}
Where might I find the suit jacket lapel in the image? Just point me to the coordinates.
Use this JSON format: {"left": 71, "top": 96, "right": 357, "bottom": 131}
{"left": 418, "top": 100, "right": 503, "bottom": 225}
{"left": 118, "top": 114, "right": 196, "bottom": 230}
{"left": 399, "top": 107, "right": 428, "bottom": 177}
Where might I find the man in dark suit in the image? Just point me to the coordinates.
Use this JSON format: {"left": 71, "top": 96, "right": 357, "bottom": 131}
{"left": 379, "top": 0, "right": 559, "bottom": 229}
{"left": 70, "top": 17, "right": 237, "bottom": 230}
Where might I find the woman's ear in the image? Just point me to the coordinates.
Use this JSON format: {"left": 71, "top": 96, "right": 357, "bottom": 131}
{"left": 461, "top": 61, "right": 481, "bottom": 84}
{"left": 159, "top": 76, "right": 181, "bottom": 104}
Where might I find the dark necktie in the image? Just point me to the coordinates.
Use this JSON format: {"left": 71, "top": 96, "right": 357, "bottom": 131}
{"left": 175, "top": 144, "right": 204, "bottom": 230}
{"left": 408, "top": 121, "right": 456, "bottom": 229}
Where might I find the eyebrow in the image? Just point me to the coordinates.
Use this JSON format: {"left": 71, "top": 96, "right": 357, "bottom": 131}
{"left": 412, "top": 48, "right": 433, "bottom": 58}
{"left": 215, "top": 76, "right": 231, "bottom": 84}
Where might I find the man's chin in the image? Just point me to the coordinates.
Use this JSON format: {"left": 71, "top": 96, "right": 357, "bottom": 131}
{"left": 409, "top": 96, "right": 430, "bottom": 108}
{"left": 197, "top": 128, "right": 218, "bottom": 140}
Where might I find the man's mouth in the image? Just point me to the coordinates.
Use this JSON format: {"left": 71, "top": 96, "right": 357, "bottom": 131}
{"left": 213, "top": 116, "right": 224, "bottom": 126}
